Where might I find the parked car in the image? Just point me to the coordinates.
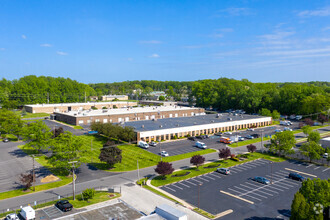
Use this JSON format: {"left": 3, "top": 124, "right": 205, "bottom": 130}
{"left": 138, "top": 141, "right": 149, "bottom": 149}
{"left": 275, "top": 129, "right": 282, "bottom": 133}
{"left": 196, "top": 135, "right": 203, "bottom": 139}
{"left": 5, "top": 214, "right": 19, "bottom": 220}
{"left": 224, "top": 131, "right": 232, "bottom": 135}
{"left": 195, "top": 141, "right": 207, "bottom": 149}
{"left": 288, "top": 173, "right": 305, "bottom": 181}
{"left": 201, "top": 135, "right": 209, "bottom": 139}
{"left": 55, "top": 200, "right": 73, "bottom": 212}
{"left": 216, "top": 168, "right": 230, "bottom": 175}
{"left": 238, "top": 136, "right": 245, "bottom": 141}
{"left": 245, "top": 135, "right": 254, "bottom": 139}
{"left": 220, "top": 137, "right": 232, "bottom": 144}
{"left": 252, "top": 176, "right": 270, "bottom": 185}
{"left": 19, "top": 206, "right": 35, "bottom": 220}
{"left": 214, "top": 132, "right": 223, "bottom": 136}
{"left": 284, "top": 127, "right": 292, "bottom": 131}
{"left": 188, "top": 136, "right": 196, "bottom": 141}
{"left": 323, "top": 153, "right": 328, "bottom": 158}
{"left": 160, "top": 151, "right": 169, "bottom": 157}
{"left": 251, "top": 134, "right": 260, "bottom": 138}
{"left": 149, "top": 141, "right": 157, "bottom": 147}
{"left": 247, "top": 128, "right": 254, "bottom": 131}
{"left": 2, "top": 138, "right": 9, "bottom": 142}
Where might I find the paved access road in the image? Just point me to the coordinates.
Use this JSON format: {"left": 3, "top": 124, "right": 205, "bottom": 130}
{"left": 160, "top": 159, "right": 330, "bottom": 220}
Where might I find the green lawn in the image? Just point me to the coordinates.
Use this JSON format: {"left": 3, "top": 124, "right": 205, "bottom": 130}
{"left": 14, "top": 110, "right": 50, "bottom": 119}
{"left": 2, "top": 134, "right": 19, "bottom": 141}
{"left": 151, "top": 152, "right": 285, "bottom": 187}
{"left": 73, "top": 125, "right": 84, "bottom": 129}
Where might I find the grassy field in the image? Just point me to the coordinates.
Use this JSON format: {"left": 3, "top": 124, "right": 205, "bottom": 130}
{"left": 14, "top": 110, "right": 50, "bottom": 119}
{"left": 0, "top": 192, "right": 120, "bottom": 218}
{"left": 228, "top": 136, "right": 271, "bottom": 147}
{"left": 151, "top": 152, "right": 285, "bottom": 187}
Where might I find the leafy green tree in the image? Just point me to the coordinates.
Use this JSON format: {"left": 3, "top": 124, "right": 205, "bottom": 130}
{"left": 302, "top": 125, "right": 313, "bottom": 137}
{"left": 308, "top": 131, "right": 321, "bottom": 143}
{"left": 272, "top": 110, "right": 281, "bottom": 119}
{"left": 0, "top": 109, "right": 24, "bottom": 139}
{"left": 290, "top": 192, "right": 310, "bottom": 220}
{"left": 82, "top": 188, "right": 95, "bottom": 201}
{"left": 268, "top": 131, "right": 295, "bottom": 156}
{"left": 48, "top": 132, "right": 87, "bottom": 174}
{"left": 119, "top": 126, "right": 136, "bottom": 142}
{"left": 300, "top": 142, "right": 324, "bottom": 163}
{"left": 158, "top": 95, "right": 165, "bottom": 101}
{"left": 22, "top": 120, "right": 52, "bottom": 153}
{"left": 99, "top": 143, "right": 122, "bottom": 168}
{"left": 258, "top": 108, "right": 272, "bottom": 116}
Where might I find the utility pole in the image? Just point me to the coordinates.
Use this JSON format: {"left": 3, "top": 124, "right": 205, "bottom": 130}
{"left": 68, "top": 161, "right": 78, "bottom": 200}
{"left": 137, "top": 159, "right": 141, "bottom": 187}
{"left": 84, "top": 91, "right": 86, "bottom": 103}
{"left": 47, "top": 93, "right": 49, "bottom": 104}
{"left": 91, "top": 139, "right": 93, "bottom": 163}
{"left": 261, "top": 129, "right": 263, "bottom": 153}
{"left": 270, "top": 162, "right": 273, "bottom": 184}
{"left": 32, "top": 155, "right": 36, "bottom": 191}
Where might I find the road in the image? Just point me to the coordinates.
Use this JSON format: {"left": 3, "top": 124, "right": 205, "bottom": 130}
{"left": 0, "top": 125, "right": 329, "bottom": 213}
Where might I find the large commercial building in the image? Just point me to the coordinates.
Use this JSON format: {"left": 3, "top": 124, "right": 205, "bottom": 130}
{"left": 101, "top": 95, "right": 129, "bottom": 101}
{"left": 54, "top": 106, "right": 205, "bottom": 125}
{"left": 24, "top": 101, "right": 137, "bottom": 114}
{"left": 123, "top": 113, "right": 272, "bottom": 142}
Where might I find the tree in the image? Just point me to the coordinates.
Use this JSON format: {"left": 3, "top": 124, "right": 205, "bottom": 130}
{"left": 258, "top": 108, "right": 272, "bottom": 117}
{"left": 267, "top": 131, "right": 295, "bottom": 156}
{"left": 300, "top": 142, "right": 324, "bottom": 163}
{"left": 119, "top": 126, "right": 136, "bottom": 142}
{"left": 53, "top": 127, "right": 64, "bottom": 138}
{"left": 219, "top": 148, "right": 231, "bottom": 160}
{"left": 82, "top": 188, "right": 95, "bottom": 201}
{"left": 304, "top": 118, "right": 314, "bottom": 126}
{"left": 0, "top": 109, "right": 24, "bottom": 139}
{"left": 190, "top": 155, "right": 205, "bottom": 170}
{"left": 158, "top": 95, "right": 165, "bottom": 101}
{"left": 247, "top": 144, "right": 257, "bottom": 153}
{"left": 318, "top": 114, "right": 328, "bottom": 125}
{"left": 154, "top": 161, "right": 174, "bottom": 179}
{"left": 22, "top": 120, "right": 52, "bottom": 153}
{"left": 48, "top": 132, "right": 87, "bottom": 174}
{"left": 291, "top": 179, "right": 330, "bottom": 220}
{"left": 308, "top": 131, "right": 321, "bottom": 144}
{"left": 99, "top": 144, "right": 122, "bottom": 168}
{"left": 19, "top": 173, "right": 34, "bottom": 190}
{"left": 272, "top": 110, "right": 281, "bottom": 120}
{"left": 302, "top": 125, "right": 313, "bottom": 137}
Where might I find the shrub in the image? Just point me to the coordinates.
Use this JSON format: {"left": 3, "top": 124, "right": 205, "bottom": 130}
{"left": 230, "top": 154, "right": 236, "bottom": 158}
{"left": 91, "top": 106, "right": 98, "bottom": 110}
{"left": 231, "top": 157, "right": 239, "bottom": 162}
{"left": 102, "top": 106, "right": 107, "bottom": 109}
{"left": 82, "top": 188, "right": 96, "bottom": 201}
{"left": 173, "top": 135, "right": 178, "bottom": 140}
{"left": 239, "top": 154, "right": 249, "bottom": 158}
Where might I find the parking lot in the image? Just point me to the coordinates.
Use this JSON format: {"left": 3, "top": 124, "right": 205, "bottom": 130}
{"left": 159, "top": 159, "right": 329, "bottom": 219}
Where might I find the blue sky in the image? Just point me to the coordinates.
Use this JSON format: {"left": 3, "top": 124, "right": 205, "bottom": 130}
{"left": 1, "top": 0, "right": 330, "bottom": 83}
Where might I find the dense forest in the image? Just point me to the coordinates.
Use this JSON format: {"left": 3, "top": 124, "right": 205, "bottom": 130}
{"left": 0, "top": 75, "right": 329, "bottom": 116}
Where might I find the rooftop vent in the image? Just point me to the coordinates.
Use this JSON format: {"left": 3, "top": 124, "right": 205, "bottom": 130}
{"left": 176, "top": 124, "right": 179, "bottom": 127}
{"left": 228, "top": 117, "right": 232, "bottom": 121}
{"left": 159, "top": 125, "right": 163, "bottom": 128}
{"left": 141, "top": 125, "right": 144, "bottom": 128}
{"left": 211, "top": 120, "right": 215, "bottom": 122}
{"left": 194, "top": 122, "right": 197, "bottom": 124}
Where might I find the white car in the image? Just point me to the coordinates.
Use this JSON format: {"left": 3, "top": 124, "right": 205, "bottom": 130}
{"left": 224, "top": 131, "right": 232, "bottom": 135}
{"left": 323, "top": 153, "right": 328, "bottom": 158}
{"left": 160, "top": 151, "right": 169, "bottom": 157}
{"left": 5, "top": 214, "right": 19, "bottom": 220}
{"left": 138, "top": 141, "right": 149, "bottom": 149}
{"left": 275, "top": 129, "right": 282, "bottom": 133}
{"left": 247, "top": 128, "right": 254, "bottom": 131}
{"left": 195, "top": 141, "right": 207, "bottom": 149}
{"left": 238, "top": 136, "right": 245, "bottom": 141}
{"left": 284, "top": 127, "right": 292, "bottom": 131}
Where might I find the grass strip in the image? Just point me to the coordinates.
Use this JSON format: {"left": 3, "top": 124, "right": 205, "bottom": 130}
{"left": 193, "top": 208, "right": 216, "bottom": 219}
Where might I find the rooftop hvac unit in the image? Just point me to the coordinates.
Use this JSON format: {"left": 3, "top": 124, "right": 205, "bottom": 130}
{"left": 159, "top": 125, "right": 163, "bottom": 128}
{"left": 74, "top": 113, "right": 77, "bottom": 116}
{"left": 211, "top": 120, "right": 215, "bottom": 122}
{"left": 194, "top": 122, "right": 197, "bottom": 124}
{"left": 228, "top": 118, "right": 232, "bottom": 121}
{"left": 176, "top": 124, "right": 179, "bottom": 127}
{"left": 141, "top": 125, "right": 144, "bottom": 128}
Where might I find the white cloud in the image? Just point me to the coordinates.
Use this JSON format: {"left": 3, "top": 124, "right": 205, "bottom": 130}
{"left": 149, "top": 53, "right": 159, "bottom": 58}
{"left": 40, "top": 43, "right": 52, "bottom": 47}
{"left": 217, "top": 28, "right": 234, "bottom": 32}
{"left": 57, "top": 51, "right": 68, "bottom": 56}
{"left": 21, "top": 35, "right": 27, "bottom": 39}
{"left": 259, "top": 31, "right": 295, "bottom": 45}
{"left": 209, "top": 33, "right": 223, "bottom": 38}
{"left": 218, "top": 7, "right": 251, "bottom": 16}
{"left": 322, "top": 26, "right": 330, "bottom": 31}
{"left": 0, "top": 48, "right": 5, "bottom": 51}
{"left": 298, "top": 6, "right": 330, "bottom": 17}
{"left": 258, "top": 47, "right": 330, "bottom": 57}
{"left": 139, "top": 40, "right": 162, "bottom": 44}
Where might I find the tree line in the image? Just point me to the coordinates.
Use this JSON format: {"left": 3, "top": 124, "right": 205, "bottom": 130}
{"left": 1, "top": 75, "right": 329, "bottom": 116}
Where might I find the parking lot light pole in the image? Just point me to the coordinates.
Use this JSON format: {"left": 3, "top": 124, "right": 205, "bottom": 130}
{"left": 198, "top": 183, "right": 202, "bottom": 209}
{"left": 68, "top": 161, "right": 77, "bottom": 200}
{"left": 270, "top": 162, "right": 273, "bottom": 184}
{"left": 261, "top": 129, "right": 264, "bottom": 153}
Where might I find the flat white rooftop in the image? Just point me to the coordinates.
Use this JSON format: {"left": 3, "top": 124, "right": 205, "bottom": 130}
{"left": 55, "top": 106, "right": 200, "bottom": 117}
{"left": 25, "top": 101, "right": 137, "bottom": 108}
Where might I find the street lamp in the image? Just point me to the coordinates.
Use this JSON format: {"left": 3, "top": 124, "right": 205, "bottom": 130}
{"left": 270, "top": 162, "right": 273, "bottom": 184}
{"left": 198, "top": 183, "right": 203, "bottom": 209}
{"left": 260, "top": 129, "right": 264, "bottom": 153}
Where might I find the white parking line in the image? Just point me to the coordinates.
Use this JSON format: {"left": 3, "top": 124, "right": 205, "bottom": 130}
{"left": 241, "top": 193, "right": 262, "bottom": 201}
{"left": 184, "top": 180, "right": 197, "bottom": 186}
{"left": 228, "top": 187, "right": 245, "bottom": 195}
{"left": 271, "top": 173, "right": 285, "bottom": 178}
{"left": 228, "top": 188, "right": 262, "bottom": 201}
{"left": 190, "top": 177, "right": 203, "bottom": 184}
{"left": 277, "top": 170, "right": 290, "bottom": 175}
{"left": 196, "top": 176, "right": 209, "bottom": 182}
{"left": 241, "top": 164, "right": 257, "bottom": 169}
{"left": 266, "top": 184, "right": 284, "bottom": 192}
{"left": 171, "top": 184, "right": 183, "bottom": 190}
{"left": 208, "top": 172, "right": 222, "bottom": 178}
{"left": 306, "top": 164, "right": 313, "bottom": 168}
{"left": 177, "top": 182, "right": 190, "bottom": 188}
{"left": 274, "top": 180, "right": 295, "bottom": 188}
{"left": 229, "top": 170, "right": 237, "bottom": 173}
{"left": 164, "top": 186, "right": 176, "bottom": 192}
{"left": 239, "top": 184, "right": 273, "bottom": 196}
{"left": 233, "top": 186, "right": 268, "bottom": 198}
{"left": 244, "top": 182, "right": 279, "bottom": 194}
{"left": 230, "top": 166, "right": 246, "bottom": 171}
{"left": 272, "top": 183, "right": 290, "bottom": 190}
{"left": 314, "top": 166, "right": 321, "bottom": 170}
{"left": 203, "top": 175, "right": 216, "bottom": 180}
{"left": 254, "top": 160, "right": 269, "bottom": 164}
{"left": 322, "top": 167, "right": 330, "bottom": 172}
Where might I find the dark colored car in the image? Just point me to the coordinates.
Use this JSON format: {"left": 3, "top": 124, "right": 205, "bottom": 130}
{"left": 188, "top": 136, "right": 196, "bottom": 141}
{"left": 252, "top": 176, "right": 270, "bottom": 185}
{"left": 252, "top": 134, "right": 260, "bottom": 138}
{"left": 195, "top": 135, "right": 202, "bottom": 139}
{"left": 55, "top": 200, "right": 73, "bottom": 212}
{"left": 289, "top": 173, "right": 305, "bottom": 181}
{"left": 214, "top": 132, "right": 223, "bottom": 136}
{"left": 200, "top": 135, "right": 209, "bottom": 139}
{"left": 2, "top": 138, "right": 9, "bottom": 143}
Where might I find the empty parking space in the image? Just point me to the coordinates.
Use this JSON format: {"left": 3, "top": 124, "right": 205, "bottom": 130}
{"left": 158, "top": 159, "right": 329, "bottom": 219}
